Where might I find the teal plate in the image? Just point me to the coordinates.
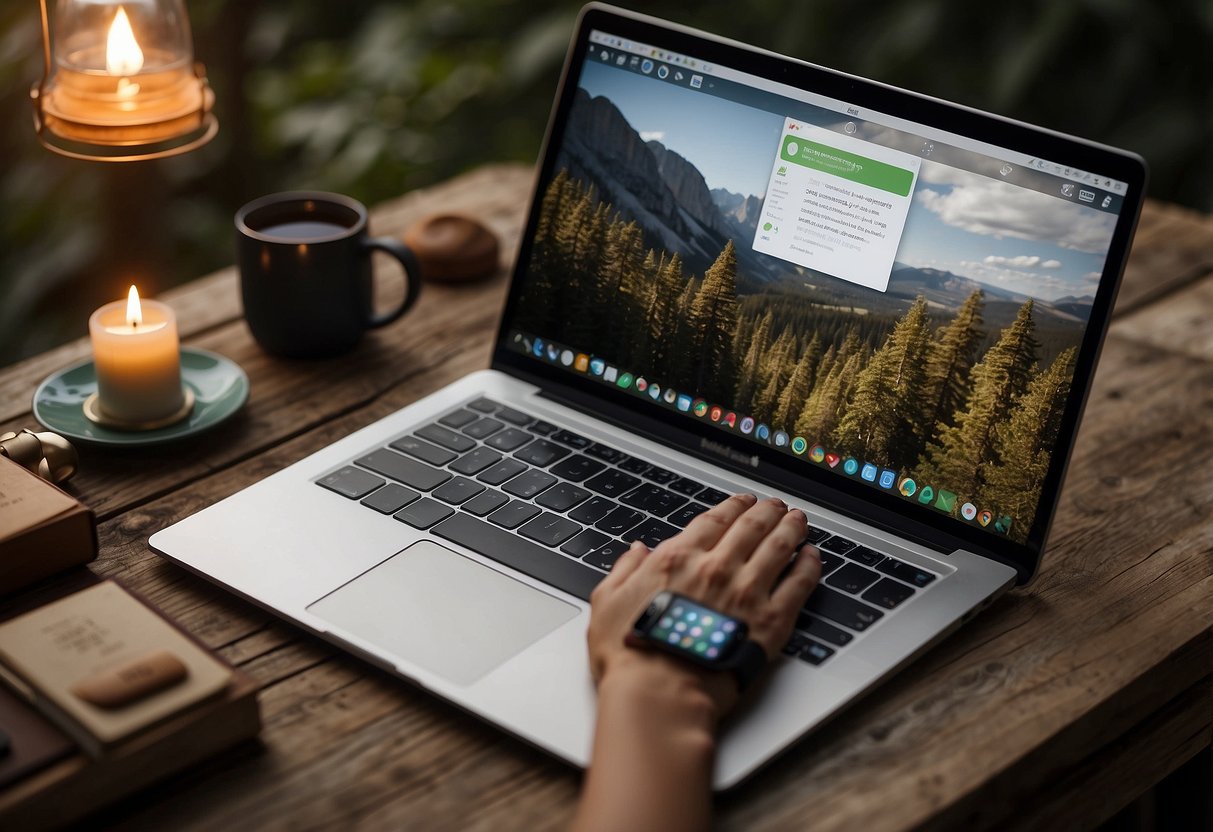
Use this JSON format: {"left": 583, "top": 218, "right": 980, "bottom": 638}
{"left": 33, "top": 347, "right": 249, "bottom": 447}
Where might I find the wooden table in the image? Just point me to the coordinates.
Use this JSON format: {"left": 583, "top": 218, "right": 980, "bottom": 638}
{"left": 1, "top": 164, "right": 1211, "bottom": 830}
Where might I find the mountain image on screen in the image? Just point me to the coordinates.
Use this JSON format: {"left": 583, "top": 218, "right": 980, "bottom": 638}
{"left": 515, "top": 87, "right": 1091, "bottom": 544}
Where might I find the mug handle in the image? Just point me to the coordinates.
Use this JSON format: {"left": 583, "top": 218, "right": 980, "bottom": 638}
{"left": 361, "top": 237, "right": 422, "bottom": 328}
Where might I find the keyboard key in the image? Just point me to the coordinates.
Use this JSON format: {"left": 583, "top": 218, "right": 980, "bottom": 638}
{"left": 799, "top": 640, "right": 835, "bottom": 666}
{"left": 531, "top": 420, "right": 557, "bottom": 435}
{"left": 876, "top": 558, "right": 937, "bottom": 587}
{"left": 641, "top": 466, "right": 676, "bottom": 485}
{"left": 487, "top": 500, "right": 542, "bottom": 529}
{"left": 584, "top": 539, "right": 631, "bottom": 571}
{"left": 448, "top": 447, "right": 503, "bottom": 475}
{"left": 819, "top": 551, "right": 844, "bottom": 575}
{"left": 561, "top": 529, "right": 610, "bottom": 557}
{"left": 668, "top": 477, "right": 704, "bottom": 497}
{"left": 849, "top": 545, "right": 884, "bottom": 566}
{"left": 438, "top": 409, "right": 478, "bottom": 428}
{"left": 514, "top": 439, "right": 571, "bottom": 467}
{"left": 389, "top": 435, "right": 457, "bottom": 466}
{"left": 550, "top": 429, "right": 591, "bottom": 450}
{"left": 416, "top": 423, "right": 476, "bottom": 452}
{"left": 667, "top": 502, "right": 709, "bottom": 528}
{"left": 502, "top": 469, "right": 557, "bottom": 499}
{"left": 620, "top": 484, "right": 687, "bottom": 517}
{"left": 485, "top": 427, "right": 533, "bottom": 452}
{"left": 862, "top": 578, "right": 916, "bottom": 609}
{"left": 825, "top": 563, "right": 882, "bottom": 595}
{"left": 696, "top": 487, "right": 729, "bottom": 505}
{"left": 495, "top": 406, "right": 532, "bottom": 426}
{"left": 783, "top": 631, "right": 810, "bottom": 657}
{"left": 584, "top": 469, "right": 641, "bottom": 498}
{"left": 595, "top": 506, "right": 645, "bottom": 537}
{"left": 356, "top": 449, "right": 450, "bottom": 491}
{"left": 568, "top": 496, "right": 617, "bottom": 524}
{"left": 432, "top": 513, "right": 604, "bottom": 601}
{"left": 361, "top": 483, "right": 420, "bottom": 514}
{"left": 805, "top": 586, "right": 884, "bottom": 631}
{"left": 585, "top": 443, "right": 628, "bottom": 464}
{"left": 463, "top": 417, "right": 505, "bottom": 439}
{"left": 803, "top": 526, "right": 830, "bottom": 544}
{"left": 549, "top": 454, "right": 606, "bottom": 482}
{"left": 393, "top": 497, "right": 453, "bottom": 529}
{"left": 535, "top": 482, "right": 591, "bottom": 512}
{"left": 462, "top": 489, "right": 509, "bottom": 516}
{"left": 431, "top": 476, "right": 485, "bottom": 505}
{"left": 624, "top": 518, "right": 679, "bottom": 548}
{"left": 467, "top": 398, "right": 498, "bottom": 412}
{"left": 796, "top": 613, "right": 854, "bottom": 647}
{"left": 819, "top": 535, "right": 857, "bottom": 555}
{"left": 619, "top": 457, "right": 650, "bottom": 474}
{"left": 317, "top": 466, "right": 384, "bottom": 499}
{"left": 519, "top": 512, "right": 582, "bottom": 547}
{"left": 476, "top": 458, "right": 528, "bottom": 486}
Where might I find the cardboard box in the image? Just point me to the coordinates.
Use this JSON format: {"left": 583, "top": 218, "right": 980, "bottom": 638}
{"left": 0, "top": 457, "right": 96, "bottom": 595}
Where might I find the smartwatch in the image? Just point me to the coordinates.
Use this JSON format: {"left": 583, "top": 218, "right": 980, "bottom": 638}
{"left": 631, "top": 591, "right": 768, "bottom": 691}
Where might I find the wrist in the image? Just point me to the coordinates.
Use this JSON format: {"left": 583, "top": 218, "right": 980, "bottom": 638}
{"left": 599, "top": 648, "right": 737, "bottom": 728}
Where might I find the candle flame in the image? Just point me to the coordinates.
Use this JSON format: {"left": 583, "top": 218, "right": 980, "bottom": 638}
{"left": 126, "top": 285, "right": 143, "bottom": 327}
{"left": 106, "top": 7, "right": 144, "bottom": 76}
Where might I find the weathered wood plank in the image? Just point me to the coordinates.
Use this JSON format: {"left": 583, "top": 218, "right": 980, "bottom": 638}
{"left": 1113, "top": 272, "right": 1213, "bottom": 361}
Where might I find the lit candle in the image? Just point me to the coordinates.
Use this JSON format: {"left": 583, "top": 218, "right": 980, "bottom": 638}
{"left": 88, "top": 286, "right": 187, "bottom": 426}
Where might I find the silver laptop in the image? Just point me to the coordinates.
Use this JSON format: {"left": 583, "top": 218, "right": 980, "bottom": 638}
{"left": 151, "top": 4, "right": 1146, "bottom": 789}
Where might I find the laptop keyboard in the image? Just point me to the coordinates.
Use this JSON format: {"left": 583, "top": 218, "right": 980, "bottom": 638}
{"left": 315, "top": 396, "right": 939, "bottom": 667}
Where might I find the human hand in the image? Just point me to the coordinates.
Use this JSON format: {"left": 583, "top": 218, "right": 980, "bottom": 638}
{"left": 586, "top": 493, "right": 822, "bottom": 719}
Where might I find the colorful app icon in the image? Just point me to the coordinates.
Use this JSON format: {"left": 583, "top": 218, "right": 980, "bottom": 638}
{"left": 756, "top": 424, "right": 770, "bottom": 440}
{"left": 878, "top": 469, "right": 897, "bottom": 489}
{"left": 809, "top": 444, "right": 825, "bottom": 463}
{"left": 723, "top": 412, "right": 737, "bottom": 428}
{"left": 861, "top": 462, "right": 878, "bottom": 482}
{"left": 994, "top": 515, "right": 1013, "bottom": 535}
{"left": 774, "top": 431, "right": 789, "bottom": 447}
{"left": 532, "top": 338, "right": 545, "bottom": 358}
{"left": 635, "top": 377, "right": 648, "bottom": 392}
{"left": 977, "top": 509, "right": 992, "bottom": 527}
{"left": 616, "top": 372, "right": 634, "bottom": 389}
{"left": 898, "top": 477, "right": 917, "bottom": 497}
{"left": 791, "top": 436, "right": 807, "bottom": 454}
{"left": 693, "top": 399, "right": 708, "bottom": 417}
{"left": 574, "top": 354, "right": 589, "bottom": 372}
{"left": 560, "top": 349, "right": 574, "bottom": 366}
{"left": 709, "top": 406, "right": 723, "bottom": 422}
{"left": 546, "top": 344, "right": 560, "bottom": 362}
{"left": 826, "top": 453, "right": 840, "bottom": 468}
{"left": 843, "top": 458, "right": 859, "bottom": 476}
{"left": 739, "top": 415, "right": 754, "bottom": 433}
{"left": 933, "top": 490, "right": 957, "bottom": 513}
{"left": 676, "top": 394, "right": 692, "bottom": 412}
{"left": 663, "top": 388, "right": 677, "bottom": 404}
{"left": 960, "top": 502, "right": 977, "bottom": 521}
{"left": 917, "top": 485, "right": 935, "bottom": 504}
{"left": 589, "top": 357, "right": 605, "bottom": 376}
{"left": 648, "top": 384, "right": 661, "bottom": 400}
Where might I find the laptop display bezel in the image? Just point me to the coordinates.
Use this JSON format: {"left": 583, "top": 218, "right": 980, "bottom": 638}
{"left": 490, "top": 3, "right": 1147, "bottom": 583}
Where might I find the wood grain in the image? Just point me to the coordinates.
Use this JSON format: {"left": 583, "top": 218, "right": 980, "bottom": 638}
{"left": 1, "top": 166, "right": 1210, "bottom": 831}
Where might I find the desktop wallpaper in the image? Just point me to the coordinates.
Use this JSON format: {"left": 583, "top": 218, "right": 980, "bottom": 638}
{"left": 514, "top": 58, "right": 1118, "bottom": 545}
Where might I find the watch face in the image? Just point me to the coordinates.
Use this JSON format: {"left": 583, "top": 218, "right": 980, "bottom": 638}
{"left": 644, "top": 595, "right": 745, "bottom": 662}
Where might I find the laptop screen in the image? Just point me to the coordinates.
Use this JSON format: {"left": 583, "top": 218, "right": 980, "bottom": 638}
{"left": 503, "top": 23, "right": 1132, "bottom": 549}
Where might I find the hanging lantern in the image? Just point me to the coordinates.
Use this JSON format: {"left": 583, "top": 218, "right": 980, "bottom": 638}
{"left": 31, "top": 0, "right": 218, "bottom": 162}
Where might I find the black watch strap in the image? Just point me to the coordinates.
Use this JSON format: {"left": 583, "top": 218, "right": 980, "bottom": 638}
{"left": 725, "top": 640, "right": 768, "bottom": 692}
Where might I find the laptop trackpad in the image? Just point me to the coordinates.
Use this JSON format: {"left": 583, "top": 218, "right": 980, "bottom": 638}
{"left": 307, "top": 540, "right": 580, "bottom": 686}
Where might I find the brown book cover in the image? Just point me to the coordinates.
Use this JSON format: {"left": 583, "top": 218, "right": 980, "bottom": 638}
{"left": 0, "top": 685, "right": 75, "bottom": 790}
{"left": 0, "top": 458, "right": 96, "bottom": 596}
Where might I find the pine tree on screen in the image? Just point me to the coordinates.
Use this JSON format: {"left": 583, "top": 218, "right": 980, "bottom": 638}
{"left": 735, "top": 310, "right": 773, "bottom": 412}
{"left": 772, "top": 333, "right": 821, "bottom": 430}
{"left": 923, "top": 290, "right": 985, "bottom": 437}
{"left": 688, "top": 240, "right": 741, "bottom": 401}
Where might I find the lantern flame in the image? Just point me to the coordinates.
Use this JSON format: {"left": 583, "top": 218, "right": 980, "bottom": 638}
{"left": 125, "top": 285, "right": 143, "bottom": 327}
{"left": 106, "top": 7, "right": 144, "bottom": 76}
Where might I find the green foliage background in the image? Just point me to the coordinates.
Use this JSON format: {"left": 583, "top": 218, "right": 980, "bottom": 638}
{"left": 1, "top": 0, "right": 1209, "bottom": 366}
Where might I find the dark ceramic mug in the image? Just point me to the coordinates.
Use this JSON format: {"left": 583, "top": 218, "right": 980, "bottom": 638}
{"left": 236, "top": 191, "right": 421, "bottom": 358}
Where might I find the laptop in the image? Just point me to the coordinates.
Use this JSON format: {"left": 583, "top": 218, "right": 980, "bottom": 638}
{"left": 150, "top": 3, "right": 1146, "bottom": 789}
